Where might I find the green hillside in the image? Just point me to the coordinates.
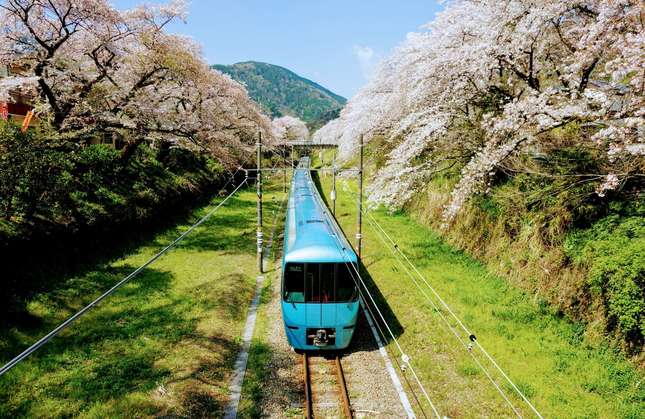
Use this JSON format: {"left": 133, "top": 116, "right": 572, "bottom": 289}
{"left": 212, "top": 61, "right": 346, "bottom": 128}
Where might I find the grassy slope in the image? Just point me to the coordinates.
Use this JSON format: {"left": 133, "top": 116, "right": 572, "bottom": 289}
{"left": 236, "top": 187, "right": 290, "bottom": 418}
{"left": 0, "top": 176, "right": 285, "bottom": 418}
{"left": 312, "top": 157, "right": 643, "bottom": 418}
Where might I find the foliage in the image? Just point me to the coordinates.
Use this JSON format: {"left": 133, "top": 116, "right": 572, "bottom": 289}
{"left": 565, "top": 201, "right": 645, "bottom": 349}
{"left": 0, "top": 0, "right": 274, "bottom": 167}
{"left": 0, "top": 123, "right": 70, "bottom": 222}
{"left": 213, "top": 61, "right": 346, "bottom": 129}
{"left": 450, "top": 157, "right": 645, "bottom": 350}
{"left": 315, "top": 0, "right": 644, "bottom": 222}
{"left": 0, "top": 122, "right": 221, "bottom": 236}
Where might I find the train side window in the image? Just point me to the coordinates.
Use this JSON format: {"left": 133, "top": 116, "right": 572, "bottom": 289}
{"left": 336, "top": 263, "right": 358, "bottom": 302}
{"left": 284, "top": 263, "right": 305, "bottom": 303}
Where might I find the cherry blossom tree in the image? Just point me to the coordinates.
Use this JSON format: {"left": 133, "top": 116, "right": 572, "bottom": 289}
{"left": 0, "top": 0, "right": 272, "bottom": 165}
{"left": 271, "top": 115, "right": 309, "bottom": 142}
{"left": 316, "top": 0, "right": 644, "bottom": 222}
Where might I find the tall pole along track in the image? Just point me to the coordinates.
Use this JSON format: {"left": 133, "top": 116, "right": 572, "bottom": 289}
{"left": 256, "top": 132, "right": 263, "bottom": 274}
{"left": 331, "top": 151, "right": 337, "bottom": 216}
{"left": 356, "top": 134, "right": 364, "bottom": 258}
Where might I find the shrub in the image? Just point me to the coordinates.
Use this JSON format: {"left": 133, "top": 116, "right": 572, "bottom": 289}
{"left": 564, "top": 201, "right": 645, "bottom": 350}
{"left": 0, "top": 121, "right": 224, "bottom": 237}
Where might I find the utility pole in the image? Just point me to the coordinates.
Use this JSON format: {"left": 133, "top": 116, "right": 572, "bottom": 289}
{"left": 331, "top": 151, "right": 337, "bottom": 216}
{"left": 256, "top": 132, "right": 263, "bottom": 274}
{"left": 356, "top": 135, "right": 364, "bottom": 258}
{"left": 283, "top": 148, "right": 287, "bottom": 193}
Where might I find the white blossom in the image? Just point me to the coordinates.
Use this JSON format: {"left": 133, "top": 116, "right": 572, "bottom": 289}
{"left": 0, "top": 0, "right": 273, "bottom": 165}
{"left": 271, "top": 116, "right": 309, "bottom": 142}
{"left": 315, "top": 0, "right": 644, "bottom": 222}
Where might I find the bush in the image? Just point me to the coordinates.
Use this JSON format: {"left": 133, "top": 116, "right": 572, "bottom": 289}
{"left": 0, "top": 122, "right": 228, "bottom": 311}
{"left": 0, "top": 123, "right": 71, "bottom": 222}
{"left": 564, "top": 201, "right": 645, "bottom": 350}
{"left": 0, "top": 122, "right": 223, "bottom": 235}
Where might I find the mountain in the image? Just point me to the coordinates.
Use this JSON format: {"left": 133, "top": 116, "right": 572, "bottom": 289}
{"left": 212, "top": 61, "right": 346, "bottom": 129}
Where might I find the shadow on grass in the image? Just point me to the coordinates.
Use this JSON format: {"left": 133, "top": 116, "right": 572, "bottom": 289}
{"left": 0, "top": 177, "right": 279, "bottom": 417}
{"left": 173, "top": 194, "right": 283, "bottom": 256}
{"left": 189, "top": 273, "right": 252, "bottom": 322}
{"left": 355, "top": 259, "right": 405, "bottom": 340}
{"left": 0, "top": 178, "right": 250, "bottom": 327}
{"left": 0, "top": 264, "right": 243, "bottom": 418}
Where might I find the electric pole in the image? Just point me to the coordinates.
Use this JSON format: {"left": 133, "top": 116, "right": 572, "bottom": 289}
{"left": 331, "top": 151, "right": 337, "bottom": 216}
{"left": 356, "top": 135, "right": 364, "bottom": 258}
{"left": 256, "top": 132, "right": 263, "bottom": 273}
{"left": 283, "top": 148, "right": 287, "bottom": 193}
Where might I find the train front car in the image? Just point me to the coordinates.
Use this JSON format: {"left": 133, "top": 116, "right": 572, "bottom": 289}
{"left": 281, "top": 158, "right": 359, "bottom": 350}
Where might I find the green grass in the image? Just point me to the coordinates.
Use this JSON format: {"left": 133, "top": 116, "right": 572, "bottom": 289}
{"left": 236, "top": 182, "right": 289, "bottom": 418}
{"left": 236, "top": 280, "right": 275, "bottom": 419}
{"left": 564, "top": 205, "right": 645, "bottom": 349}
{"left": 0, "top": 176, "right": 286, "bottom": 418}
{"left": 313, "top": 164, "right": 644, "bottom": 418}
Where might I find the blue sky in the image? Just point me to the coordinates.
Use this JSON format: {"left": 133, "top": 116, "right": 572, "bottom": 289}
{"left": 111, "top": 1, "right": 442, "bottom": 98}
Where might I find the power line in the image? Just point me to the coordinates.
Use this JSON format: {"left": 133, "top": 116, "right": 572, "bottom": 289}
{"left": 356, "top": 198, "right": 543, "bottom": 419}
{"left": 325, "top": 157, "right": 542, "bottom": 417}
{"left": 306, "top": 170, "right": 442, "bottom": 419}
{"left": 360, "top": 208, "right": 522, "bottom": 417}
{"left": 335, "top": 227, "right": 441, "bottom": 418}
{"left": 0, "top": 178, "right": 249, "bottom": 377}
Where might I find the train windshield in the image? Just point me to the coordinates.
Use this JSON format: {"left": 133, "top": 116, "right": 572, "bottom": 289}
{"left": 284, "top": 262, "right": 358, "bottom": 303}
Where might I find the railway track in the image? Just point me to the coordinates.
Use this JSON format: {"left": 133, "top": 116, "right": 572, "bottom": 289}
{"left": 303, "top": 353, "right": 353, "bottom": 418}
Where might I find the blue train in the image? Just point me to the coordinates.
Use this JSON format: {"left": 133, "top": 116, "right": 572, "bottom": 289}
{"left": 281, "top": 157, "right": 359, "bottom": 350}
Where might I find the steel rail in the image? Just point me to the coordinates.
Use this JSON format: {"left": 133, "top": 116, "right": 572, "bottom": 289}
{"left": 335, "top": 355, "right": 353, "bottom": 418}
{"left": 301, "top": 165, "right": 438, "bottom": 417}
{"left": 303, "top": 353, "right": 313, "bottom": 419}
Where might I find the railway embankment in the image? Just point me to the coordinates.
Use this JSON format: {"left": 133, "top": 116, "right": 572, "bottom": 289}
{"left": 311, "top": 166, "right": 643, "bottom": 418}
{"left": 0, "top": 125, "right": 232, "bottom": 329}
{"left": 0, "top": 177, "right": 284, "bottom": 417}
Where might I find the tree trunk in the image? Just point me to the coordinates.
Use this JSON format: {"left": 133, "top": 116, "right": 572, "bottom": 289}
{"left": 119, "top": 139, "right": 143, "bottom": 164}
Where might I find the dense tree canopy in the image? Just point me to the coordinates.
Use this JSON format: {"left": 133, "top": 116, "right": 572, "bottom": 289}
{"left": 271, "top": 115, "right": 309, "bottom": 142}
{"left": 314, "top": 0, "right": 644, "bottom": 224}
{"left": 0, "top": 0, "right": 273, "bottom": 165}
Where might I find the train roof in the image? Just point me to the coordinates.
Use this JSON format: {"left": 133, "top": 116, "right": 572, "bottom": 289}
{"left": 283, "top": 157, "right": 357, "bottom": 264}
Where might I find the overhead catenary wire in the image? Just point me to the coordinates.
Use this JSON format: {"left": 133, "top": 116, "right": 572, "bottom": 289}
{"left": 0, "top": 176, "right": 249, "bottom": 377}
{"left": 244, "top": 168, "right": 357, "bottom": 174}
{"left": 359, "top": 287, "right": 428, "bottom": 419}
{"left": 305, "top": 171, "right": 441, "bottom": 419}
{"left": 360, "top": 206, "right": 522, "bottom": 417}
{"left": 347, "top": 183, "right": 544, "bottom": 419}
{"left": 333, "top": 222, "right": 441, "bottom": 419}
{"left": 316, "top": 143, "right": 535, "bottom": 416}
{"left": 365, "top": 208, "right": 542, "bottom": 418}
{"left": 334, "top": 243, "right": 441, "bottom": 418}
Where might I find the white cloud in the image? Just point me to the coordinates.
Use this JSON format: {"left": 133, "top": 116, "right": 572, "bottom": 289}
{"left": 353, "top": 45, "right": 376, "bottom": 78}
